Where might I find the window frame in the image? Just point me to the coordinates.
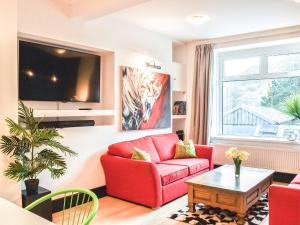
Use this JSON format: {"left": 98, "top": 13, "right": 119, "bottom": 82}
{"left": 213, "top": 42, "right": 300, "bottom": 142}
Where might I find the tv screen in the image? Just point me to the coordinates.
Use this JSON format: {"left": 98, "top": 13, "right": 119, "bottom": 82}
{"left": 19, "top": 40, "right": 100, "bottom": 102}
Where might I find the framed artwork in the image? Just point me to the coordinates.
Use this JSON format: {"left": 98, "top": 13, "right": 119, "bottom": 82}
{"left": 121, "top": 66, "right": 171, "bottom": 130}
{"left": 173, "top": 101, "right": 186, "bottom": 115}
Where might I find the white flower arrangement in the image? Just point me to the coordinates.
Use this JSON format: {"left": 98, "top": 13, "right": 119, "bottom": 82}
{"left": 225, "top": 147, "right": 250, "bottom": 161}
{"left": 225, "top": 147, "right": 250, "bottom": 177}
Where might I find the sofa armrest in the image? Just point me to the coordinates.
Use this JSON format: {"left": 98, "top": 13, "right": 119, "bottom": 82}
{"left": 269, "top": 185, "right": 300, "bottom": 225}
{"left": 194, "top": 145, "right": 215, "bottom": 170}
{"left": 100, "top": 154, "right": 162, "bottom": 208}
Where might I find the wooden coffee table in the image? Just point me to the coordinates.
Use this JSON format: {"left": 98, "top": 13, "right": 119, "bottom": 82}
{"left": 186, "top": 165, "right": 274, "bottom": 224}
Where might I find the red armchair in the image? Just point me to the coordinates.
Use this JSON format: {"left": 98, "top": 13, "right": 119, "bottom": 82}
{"left": 269, "top": 174, "right": 300, "bottom": 225}
{"left": 101, "top": 133, "right": 215, "bottom": 208}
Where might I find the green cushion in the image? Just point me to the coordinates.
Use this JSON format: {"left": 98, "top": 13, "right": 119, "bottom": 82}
{"left": 131, "top": 147, "right": 151, "bottom": 162}
{"left": 174, "top": 140, "right": 197, "bottom": 159}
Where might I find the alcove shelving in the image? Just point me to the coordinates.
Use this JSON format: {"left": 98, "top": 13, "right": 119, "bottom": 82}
{"left": 19, "top": 33, "right": 116, "bottom": 127}
{"left": 172, "top": 114, "right": 187, "bottom": 120}
{"left": 171, "top": 62, "right": 187, "bottom": 137}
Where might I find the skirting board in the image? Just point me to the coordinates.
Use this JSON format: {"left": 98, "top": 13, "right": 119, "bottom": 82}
{"left": 52, "top": 186, "right": 106, "bottom": 213}
{"left": 214, "top": 164, "right": 296, "bottom": 183}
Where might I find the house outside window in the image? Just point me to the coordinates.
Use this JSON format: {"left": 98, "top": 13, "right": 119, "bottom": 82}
{"left": 212, "top": 42, "right": 300, "bottom": 141}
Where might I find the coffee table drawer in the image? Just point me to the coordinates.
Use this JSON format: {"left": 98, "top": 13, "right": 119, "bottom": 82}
{"left": 246, "top": 189, "right": 259, "bottom": 205}
{"left": 216, "top": 192, "right": 238, "bottom": 206}
{"left": 194, "top": 187, "right": 212, "bottom": 201}
{"left": 261, "top": 179, "right": 272, "bottom": 193}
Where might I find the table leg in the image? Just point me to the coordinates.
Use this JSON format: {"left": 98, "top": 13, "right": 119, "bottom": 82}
{"left": 237, "top": 213, "right": 246, "bottom": 225}
{"left": 188, "top": 185, "right": 196, "bottom": 212}
{"left": 188, "top": 203, "right": 196, "bottom": 213}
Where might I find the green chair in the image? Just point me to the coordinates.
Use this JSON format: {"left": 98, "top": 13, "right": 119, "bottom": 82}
{"left": 25, "top": 188, "right": 99, "bottom": 225}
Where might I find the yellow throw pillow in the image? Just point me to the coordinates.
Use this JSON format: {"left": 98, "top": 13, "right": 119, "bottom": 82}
{"left": 131, "top": 147, "right": 151, "bottom": 162}
{"left": 174, "top": 140, "right": 197, "bottom": 159}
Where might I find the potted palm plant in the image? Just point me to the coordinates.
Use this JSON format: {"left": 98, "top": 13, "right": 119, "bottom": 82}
{"left": 1, "top": 102, "right": 77, "bottom": 194}
{"left": 284, "top": 94, "right": 300, "bottom": 140}
{"left": 284, "top": 94, "right": 300, "bottom": 119}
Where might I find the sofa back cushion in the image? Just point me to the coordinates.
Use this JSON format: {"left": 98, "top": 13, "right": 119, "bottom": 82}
{"left": 108, "top": 137, "right": 161, "bottom": 163}
{"left": 149, "top": 133, "right": 179, "bottom": 161}
{"left": 174, "top": 140, "right": 197, "bottom": 159}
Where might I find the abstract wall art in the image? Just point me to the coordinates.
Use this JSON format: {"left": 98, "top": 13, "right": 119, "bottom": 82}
{"left": 121, "top": 66, "right": 171, "bottom": 130}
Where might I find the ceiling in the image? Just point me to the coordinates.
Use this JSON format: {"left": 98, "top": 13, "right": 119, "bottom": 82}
{"left": 51, "top": 0, "right": 300, "bottom": 42}
{"left": 51, "top": 0, "right": 151, "bottom": 19}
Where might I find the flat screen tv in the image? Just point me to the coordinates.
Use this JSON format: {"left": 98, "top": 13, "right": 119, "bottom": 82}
{"left": 19, "top": 40, "right": 101, "bottom": 102}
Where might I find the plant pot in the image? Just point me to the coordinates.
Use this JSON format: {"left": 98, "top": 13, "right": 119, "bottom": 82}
{"left": 25, "top": 179, "right": 39, "bottom": 194}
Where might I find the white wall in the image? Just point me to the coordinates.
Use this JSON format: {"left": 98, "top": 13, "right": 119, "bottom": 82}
{"left": 18, "top": 0, "right": 173, "bottom": 191}
{"left": 173, "top": 45, "right": 187, "bottom": 64}
{"left": 0, "top": 0, "right": 20, "bottom": 203}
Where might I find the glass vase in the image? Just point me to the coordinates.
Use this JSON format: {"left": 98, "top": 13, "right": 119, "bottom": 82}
{"left": 234, "top": 160, "right": 241, "bottom": 177}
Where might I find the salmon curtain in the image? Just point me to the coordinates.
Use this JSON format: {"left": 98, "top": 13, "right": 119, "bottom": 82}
{"left": 189, "top": 44, "right": 213, "bottom": 145}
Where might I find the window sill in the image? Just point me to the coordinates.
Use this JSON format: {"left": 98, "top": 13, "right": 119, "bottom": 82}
{"left": 210, "top": 135, "right": 300, "bottom": 151}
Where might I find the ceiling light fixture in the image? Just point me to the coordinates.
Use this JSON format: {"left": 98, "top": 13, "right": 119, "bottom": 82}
{"left": 186, "top": 15, "right": 210, "bottom": 25}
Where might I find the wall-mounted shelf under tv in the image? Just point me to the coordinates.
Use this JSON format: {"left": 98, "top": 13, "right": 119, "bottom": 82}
{"left": 33, "top": 109, "right": 115, "bottom": 118}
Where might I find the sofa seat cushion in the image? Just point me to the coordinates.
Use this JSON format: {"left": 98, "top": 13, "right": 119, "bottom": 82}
{"left": 291, "top": 173, "right": 300, "bottom": 185}
{"left": 149, "top": 133, "right": 179, "bottom": 161}
{"left": 108, "top": 137, "right": 161, "bottom": 163}
{"left": 159, "top": 158, "right": 209, "bottom": 175}
{"left": 156, "top": 164, "right": 189, "bottom": 186}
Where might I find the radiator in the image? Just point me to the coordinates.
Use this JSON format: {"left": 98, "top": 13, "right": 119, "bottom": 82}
{"left": 213, "top": 143, "right": 300, "bottom": 174}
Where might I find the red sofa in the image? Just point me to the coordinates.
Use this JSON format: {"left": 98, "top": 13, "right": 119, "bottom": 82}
{"left": 269, "top": 174, "right": 300, "bottom": 225}
{"left": 101, "top": 133, "right": 215, "bottom": 208}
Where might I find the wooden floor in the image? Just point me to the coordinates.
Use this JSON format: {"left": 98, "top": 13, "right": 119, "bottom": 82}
{"left": 53, "top": 194, "right": 269, "bottom": 225}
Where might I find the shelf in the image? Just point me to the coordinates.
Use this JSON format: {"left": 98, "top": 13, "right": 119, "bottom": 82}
{"left": 172, "top": 90, "right": 186, "bottom": 93}
{"left": 172, "top": 115, "right": 187, "bottom": 119}
{"left": 33, "top": 109, "right": 115, "bottom": 118}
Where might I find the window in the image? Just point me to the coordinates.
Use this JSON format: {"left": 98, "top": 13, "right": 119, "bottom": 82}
{"left": 213, "top": 42, "right": 300, "bottom": 140}
{"left": 268, "top": 52, "right": 300, "bottom": 74}
{"left": 224, "top": 57, "right": 260, "bottom": 77}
